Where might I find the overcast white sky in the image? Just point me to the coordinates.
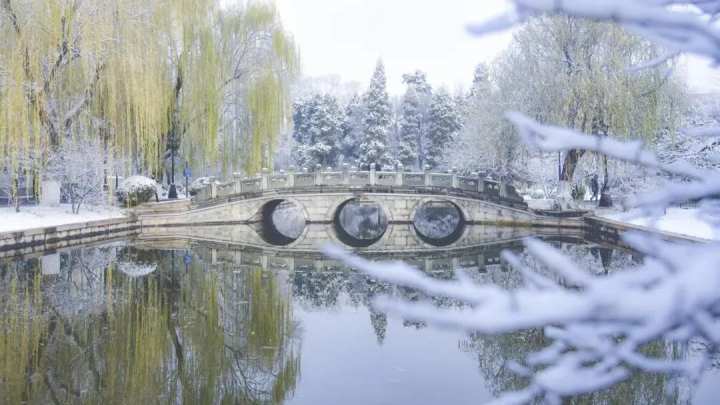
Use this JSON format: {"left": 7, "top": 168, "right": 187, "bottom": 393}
{"left": 272, "top": 0, "right": 720, "bottom": 95}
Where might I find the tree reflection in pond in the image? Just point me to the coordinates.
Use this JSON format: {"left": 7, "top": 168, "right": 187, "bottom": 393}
{"left": 0, "top": 246, "right": 300, "bottom": 405}
{"left": 0, "top": 239, "right": 704, "bottom": 404}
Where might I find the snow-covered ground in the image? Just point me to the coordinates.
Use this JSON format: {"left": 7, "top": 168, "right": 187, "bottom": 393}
{"left": 601, "top": 207, "right": 718, "bottom": 241}
{"left": 0, "top": 205, "right": 126, "bottom": 233}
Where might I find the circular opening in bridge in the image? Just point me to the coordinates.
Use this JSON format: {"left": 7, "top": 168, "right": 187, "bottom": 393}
{"left": 334, "top": 198, "right": 388, "bottom": 247}
{"left": 259, "top": 199, "right": 306, "bottom": 246}
{"left": 412, "top": 200, "right": 465, "bottom": 247}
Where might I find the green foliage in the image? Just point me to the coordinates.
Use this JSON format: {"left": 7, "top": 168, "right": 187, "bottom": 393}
{"left": 0, "top": 0, "right": 298, "bottom": 179}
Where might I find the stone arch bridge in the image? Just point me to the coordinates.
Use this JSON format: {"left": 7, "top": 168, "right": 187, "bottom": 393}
{"left": 137, "top": 169, "right": 582, "bottom": 250}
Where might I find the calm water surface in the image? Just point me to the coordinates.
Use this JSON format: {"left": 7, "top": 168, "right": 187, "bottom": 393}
{"left": 1, "top": 229, "right": 719, "bottom": 404}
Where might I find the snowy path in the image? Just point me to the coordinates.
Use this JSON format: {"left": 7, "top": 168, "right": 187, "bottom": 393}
{"left": 0, "top": 205, "right": 126, "bottom": 233}
{"left": 600, "top": 207, "right": 718, "bottom": 241}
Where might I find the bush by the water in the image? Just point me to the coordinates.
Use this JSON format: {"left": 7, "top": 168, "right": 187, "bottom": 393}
{"left": 118, "top": 176, "right": 159, "bottom": 207}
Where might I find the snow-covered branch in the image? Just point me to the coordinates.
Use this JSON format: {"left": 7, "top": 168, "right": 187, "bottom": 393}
{"left": 506, "top": 112, "right": 708, "bottom": 180}
{"left": 468, "top": 1, "right": 720, "bottom": 61}
{"left": 323, "top": 232, "right": 720, "bottom": 403}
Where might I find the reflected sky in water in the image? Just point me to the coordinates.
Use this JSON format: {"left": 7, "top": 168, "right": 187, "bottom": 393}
{"left": 1, "top": 235, "right": 719, "bottom": 404}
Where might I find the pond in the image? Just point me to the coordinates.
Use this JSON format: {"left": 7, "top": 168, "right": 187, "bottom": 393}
{"left": 1, "top": 228, "right": 719, "bottom": 404}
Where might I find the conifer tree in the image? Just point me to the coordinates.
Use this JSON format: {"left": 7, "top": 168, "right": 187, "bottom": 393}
{"left": 357, "top": 61, "right": 394, "bottom": 170}
{"left": 397, "top": 88, "right": 423, "bottom": 168}
{"left": 400, "top": 70, "right": 433, "bottom": 168}
{"left": 426, "top": 91, "right": 462, "bottom": 169}
{"left": 291, "top": 94, "right": 344, "bottom": 169}
{"left": 340, "top": 95, "right": 365, "bottom": 165}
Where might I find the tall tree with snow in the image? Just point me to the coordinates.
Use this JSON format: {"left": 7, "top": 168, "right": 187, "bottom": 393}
{"left": 493, "top": 16, "right": 684, "bottom": 204}
{"left": 340, "top": 95, "right": 365, "bottom": 165}
{"left": 291, "top": 94, "right": 344, "bottom": 169}
{"left": 357, "top": 61, "right": 395, "bottom": 170}
{"left": 426, "top": 90, "right": 462, "bottom": 169}
{"left": 450, "top": 62, "right": 526, "bottom": 180}
{"left": 401, "top": 71, "right": 433, "bottom": 168}
{"left": 397, "top": 88, "right": 423, "bottom": 168}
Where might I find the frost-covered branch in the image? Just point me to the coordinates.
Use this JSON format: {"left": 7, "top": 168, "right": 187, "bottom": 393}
{"left": 468, "top": 1, "right": 720, "bottom": 61}
{"left": 506, "top": 112, "right": 708, "bottom": 180}
{"left": 324, "top": 233, "right": 720, "bottom": 403}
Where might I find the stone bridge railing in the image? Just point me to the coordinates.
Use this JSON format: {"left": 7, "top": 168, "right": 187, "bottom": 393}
{"left": 196, "top": 165, "right": 525, "bottom": 207}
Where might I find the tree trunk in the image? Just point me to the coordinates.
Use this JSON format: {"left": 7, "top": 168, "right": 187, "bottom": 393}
{"left": 599, "top": 155, "right": 613, "bottom": 207}
{"left": 13, "top": 178, "right": 20, "bottom": 213}
{"left": 557, "top": 149, "right": 585, "bottom": 207}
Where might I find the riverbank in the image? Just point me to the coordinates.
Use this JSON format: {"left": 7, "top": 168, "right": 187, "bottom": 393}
{"left": 0, "top": 204, "right": 126, "bottom": 233}
{"left": 526, "top": 199, "right": 717, "bottom": 241}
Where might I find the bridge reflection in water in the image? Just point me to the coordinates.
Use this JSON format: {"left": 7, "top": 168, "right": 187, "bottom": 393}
{"left": 2, "top": 229, "right": 678, "bottom": 405}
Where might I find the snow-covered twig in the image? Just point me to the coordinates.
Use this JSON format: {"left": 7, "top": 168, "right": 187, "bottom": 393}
{"left": 468, "top": 1, "right": 720, "bottom": 61}
{"left": 626, "top": 50, "right": 680, "bottom": 72}
{"left": 323, "top": 232, "right": 720, "bottom": 403}
{"left": 506, "top": 112, "right": 709, "bottom": 179}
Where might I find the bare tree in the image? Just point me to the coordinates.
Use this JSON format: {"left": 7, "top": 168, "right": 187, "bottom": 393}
{"left": 47, "top": 137, "right": 108, "bottom": 214}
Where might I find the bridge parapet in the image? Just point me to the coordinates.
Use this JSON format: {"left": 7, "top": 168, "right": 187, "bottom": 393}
{"left": 199, "top": 165, "right": 524, "bottom": 207}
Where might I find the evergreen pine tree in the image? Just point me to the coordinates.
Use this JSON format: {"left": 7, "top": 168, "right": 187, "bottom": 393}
{"left": 358, "top": 60, "right": 394, "bottom": 170}
{"left": 426, "top": 90, "right": 462, "bottom": 169}
{"left": 291, "top": 94, "right": 344, "bottom": 169}
{"left": 397, "top": 87, "right": 422, "bottom": 168}
{"left": 340, "top": 94, "right": 365, "bottom": 165}
{"left": 401, "top": 70, "right": 433, "bottom": 168}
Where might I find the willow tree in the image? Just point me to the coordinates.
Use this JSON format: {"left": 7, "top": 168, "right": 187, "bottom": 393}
{"left": 0, "top": 0, "right": 298, "bottom": 188}
{"left": 493, "top": 16, "right": 685, "bottom": 202}
{"left": 216, "top": 3, "right": 299, "bottom": 175}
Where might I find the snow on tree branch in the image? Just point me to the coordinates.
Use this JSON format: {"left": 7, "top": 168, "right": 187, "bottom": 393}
{"left": 323, "top": 231, "right": 720, "bottom": 403}
{"left": 506, "top": 111, "right": 720, "bottom": 207}
{"left": 506, "top": 112, "right": 708, "bottom": 179}
{"left": 468, "top": 1, "right": 720, "bottom": 61}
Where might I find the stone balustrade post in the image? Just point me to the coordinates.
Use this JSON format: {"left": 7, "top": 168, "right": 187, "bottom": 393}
{"left": 261, "top": 168, "right": 270, "bottom": 190}
{"left": 315, "top": 164, "right": 322, "bottom": 186}
{"left": 451, "top": 167, "right": 458, "bottom": 189}
{"left": 210, "top": 182, "right": 218, "bottom": 199}
{"left": 424, "top": 165, "right": 431, "bottom": 187}
{"left": 232, "top": 172, "right": 242, "bottom": 193}
{"left": 287, "top": 169, "right": 295, "bottom": 188}
{"left": 370, "top": 163, "right": 376, "bottom": 186}
{"left": 396, "top": 164, "right": 404, "bottom": 186}
{"left": 342, "top": 163, "right": 350, "bottom": 185}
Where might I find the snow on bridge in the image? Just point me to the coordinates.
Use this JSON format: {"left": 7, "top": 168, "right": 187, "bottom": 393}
{"left": 136, "top": 168, "right": 583, "bottom": 250}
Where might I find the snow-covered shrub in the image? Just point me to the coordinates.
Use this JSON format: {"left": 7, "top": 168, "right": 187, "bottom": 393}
{"left": 117, "top": 261, "right": 157, "bottom": 278}
{"left": 188, "top": 176, "right": 219, "bottom": 196}
{"left": 118, "top": 176, "right": 158, "bottom": 207}
{"left": 47, "top": 137, "right": 107, "bottom": 214}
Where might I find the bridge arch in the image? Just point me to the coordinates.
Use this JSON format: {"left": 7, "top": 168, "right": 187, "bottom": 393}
{"left": 410, "top": 198, "right": 467, "bottom": 247}
{"left": 332, "top": 197, "right": 391, "bottom": 248}
{"left": 254, "top": 198, "right": 309, "bottom": 246}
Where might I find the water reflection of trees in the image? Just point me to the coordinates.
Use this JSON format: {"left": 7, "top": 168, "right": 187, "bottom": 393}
{"left": 457, "top": 244, "right": 686, "bottom": 404}
{"left": 0, "top": 246, "right": 300, "bottom": 405}
{"left": 287, "top": 241, "right": 685, "bottom": 403}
